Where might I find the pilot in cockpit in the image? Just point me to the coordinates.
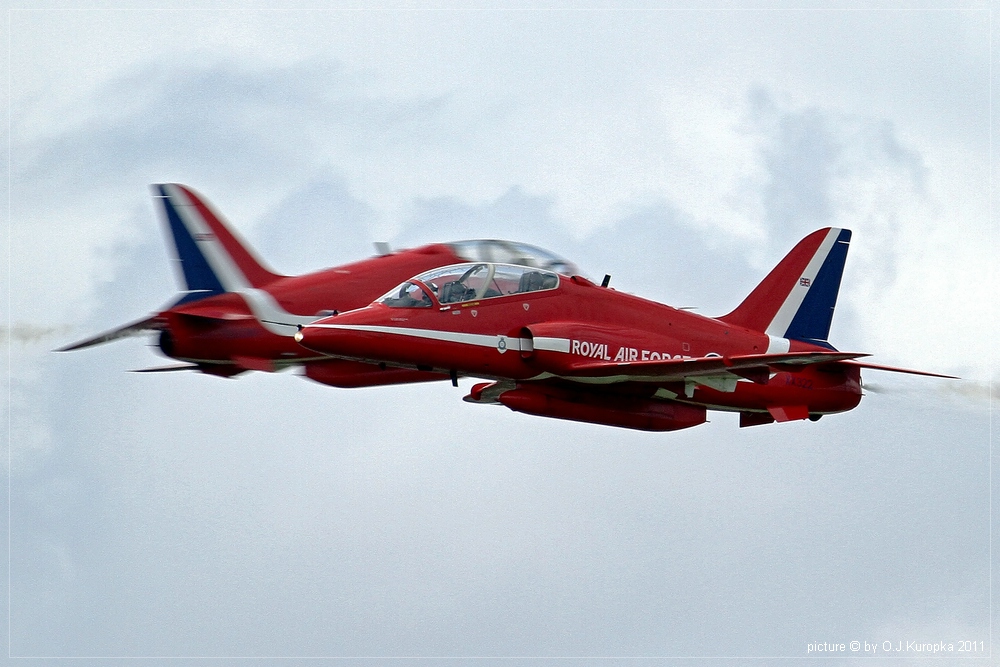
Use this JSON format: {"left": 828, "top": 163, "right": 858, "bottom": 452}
{"left": 384, "top": 282, "right": 432, "bottom": 308}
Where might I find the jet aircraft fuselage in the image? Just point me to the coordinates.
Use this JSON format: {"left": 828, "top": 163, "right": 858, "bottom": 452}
{"left": 61, "top": 184, "right": 579, "bottom": 388}
{"left": 296, "top": 230, "right": 952, "bottom": 430}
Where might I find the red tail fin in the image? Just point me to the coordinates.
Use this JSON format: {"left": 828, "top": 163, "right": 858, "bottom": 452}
{"left": 720, "top": 228, "right": 851, "bottom": 348}
{"left": 155, "top": 184, "right": 283, "bottom": 295}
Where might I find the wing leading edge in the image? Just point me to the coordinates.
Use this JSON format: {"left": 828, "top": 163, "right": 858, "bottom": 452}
{"left": 560, "top": 350, "right": 870, "bottom": 382}
{"left": 55, "top": 316, "right": 163, "bottom": 352}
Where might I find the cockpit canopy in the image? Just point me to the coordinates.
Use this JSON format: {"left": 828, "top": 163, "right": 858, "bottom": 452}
{"left": 378, "top": 263, "right": 560, "bottom": 308}
{"left": 447, "top": 240, "right": 578, "bottom": 276}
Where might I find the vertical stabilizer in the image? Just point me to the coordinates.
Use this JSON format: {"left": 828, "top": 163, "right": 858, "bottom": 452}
{"left": 719, "top": 228, "right": 851, "bottom": 348}
{"left": 153, "top": 184, "right": 283, "bottom": 303}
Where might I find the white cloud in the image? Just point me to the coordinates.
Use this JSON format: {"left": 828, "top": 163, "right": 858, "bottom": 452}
{"left": 7, "top": 7, "right": 991, "bottom": 660}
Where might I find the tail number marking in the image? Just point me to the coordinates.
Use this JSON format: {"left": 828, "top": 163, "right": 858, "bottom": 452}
{"left": 785, "top": 376, "right": 814, "bottom": 390}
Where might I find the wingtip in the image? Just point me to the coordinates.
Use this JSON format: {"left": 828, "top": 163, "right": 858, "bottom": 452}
{"left": 844, "top": 360, "right": 959, "bottom": 379}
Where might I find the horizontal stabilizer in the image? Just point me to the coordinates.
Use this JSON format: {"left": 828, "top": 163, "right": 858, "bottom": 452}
{"left": 563, "top": 350, "right": 868, "bottom": 382}
{"left": 130, "top": 364, "right": 201, "bottom": 373}
{"left": 55, "top": 316, "right": 162, "bottom": 352}
{"left": 843, "top": 360, "right": 958, "bottom": 379}
{"left": 131, "top": 362, "right": 247, "bottom": 378}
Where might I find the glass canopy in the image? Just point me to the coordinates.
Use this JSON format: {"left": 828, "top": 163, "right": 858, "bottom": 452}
{"left": 378, "top": 263, "right": 560, "bottom": 308}
{"left": 447, "top": 240, "right": 578, "bottom": 276}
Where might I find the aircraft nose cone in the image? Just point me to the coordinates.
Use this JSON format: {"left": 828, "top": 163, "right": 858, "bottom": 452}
{"left": 296, "top": 309, "right": 387, "bottom": 359}
{"left": 295, "top": 322, "right": 352, "bottom": 356}
{"left": 295, "top": 323, "right": 333, "bottom": 351}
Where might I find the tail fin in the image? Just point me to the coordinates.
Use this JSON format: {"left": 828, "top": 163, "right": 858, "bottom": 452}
{"left": 153, "top": 184, "right": 283, "bottom": 303}
{"left": 719, "top": 228, "right": 851, "bottom": 348}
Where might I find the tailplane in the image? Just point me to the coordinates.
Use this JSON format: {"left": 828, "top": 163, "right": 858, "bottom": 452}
{"left": 153, "top": 184, "right": 283, "bottom": 304}
{"left": 719, "top": 228, "right": 851, "bottom": 348}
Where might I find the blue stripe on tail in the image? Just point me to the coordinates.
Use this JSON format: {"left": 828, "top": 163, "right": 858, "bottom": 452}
{"left": 157, "top": 184, "right": 226, "bottom": 301}
{"left": 783, "top": 229, "right": 852, "bottom": 348}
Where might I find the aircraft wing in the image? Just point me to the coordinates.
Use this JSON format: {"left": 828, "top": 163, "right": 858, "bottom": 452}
{"left": 55, "top": 316, "right": 163, "bottom": 351}
{"left": 561, "top": 350, "right": 869, "bottom": 382}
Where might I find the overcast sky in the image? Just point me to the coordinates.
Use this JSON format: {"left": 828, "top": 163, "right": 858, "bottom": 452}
{"left": 3, "top": 3, "right": 996, "bottom": 665}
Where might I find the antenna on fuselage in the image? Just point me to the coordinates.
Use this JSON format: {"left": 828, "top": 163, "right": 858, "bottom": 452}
{"left": 601, "top": 274, "right": 611, "bottom": 288}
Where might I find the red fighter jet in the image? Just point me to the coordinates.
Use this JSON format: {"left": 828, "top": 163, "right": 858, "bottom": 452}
{"left": 295, "top": 228, "right": 955, "bottom": 430}
{"left": 59, "top": 184, "right": 579, "bottom": 388}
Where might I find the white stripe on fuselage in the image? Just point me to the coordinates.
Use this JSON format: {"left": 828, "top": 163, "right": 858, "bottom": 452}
{"left": 307, "top": 323, "right": 538, "bottom": 352}
{"left": 765, "top": 228, "right": 840, "bottom": 338}
{"left": 533, "top": 336, "right": 571, "bottom": 353}
{"left": 241, "top": 289, "right": 325, "bottom": 336}
{"left": 305, "top": 324, "right": 776, "bottom": 394}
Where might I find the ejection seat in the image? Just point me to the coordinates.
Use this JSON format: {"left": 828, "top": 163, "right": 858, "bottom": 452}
{"left": 518, "top": 271, "right": 558, "bottom": 293}
{"left": 440, "top": 281, "right": 475, "bottom": 304}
